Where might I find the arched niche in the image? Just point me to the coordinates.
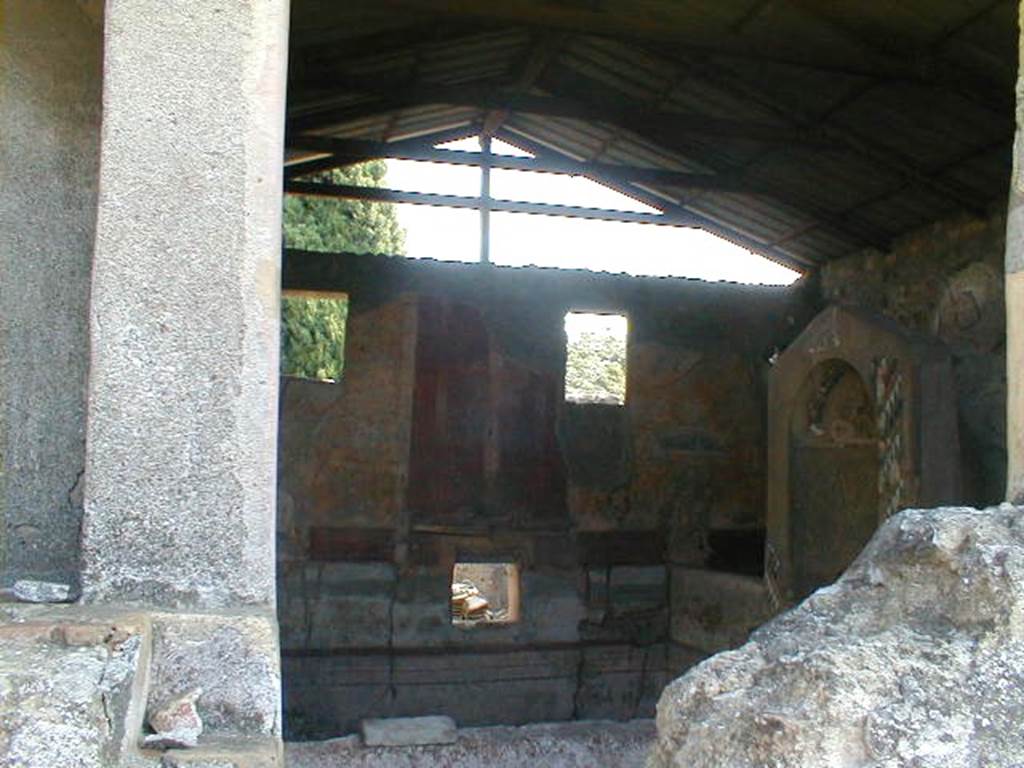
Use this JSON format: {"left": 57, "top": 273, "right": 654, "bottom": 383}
{"left": 788, "top": 359, "right": 879, "bottom": 597}
{"left": 766, "top": 306, "right": 961, "bottom": 602}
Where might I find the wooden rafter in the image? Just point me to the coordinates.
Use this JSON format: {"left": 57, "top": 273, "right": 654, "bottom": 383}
{"left": 287, "top": 82, "right": 836, "bottom": 149}
{"left": 481, "top": 30, "right": 565, "bottom": 139}
{"left": 287, "top": 135, "right": 762, "bottom": 193}
{"left": 634, "top": 43, "right": 996, "bottom": 217}
{"left": 495, "top": 130, "right": 814, "bottom": 270}
{"left": 285, "top": 125, "right": 480, "bottom": 179}
{"left": 784, "top": 0, "right": 1012, "bottom": 115}
{"left": 354, "top": 0, "right": 1013, "bottom": 105}
{"left": 509, "top": 70, "right": 894, "bottom": 251}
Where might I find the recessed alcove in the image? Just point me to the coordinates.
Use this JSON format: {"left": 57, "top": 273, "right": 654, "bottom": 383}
{"left": 766, "top": 306, "right": 964, "bottom": 602}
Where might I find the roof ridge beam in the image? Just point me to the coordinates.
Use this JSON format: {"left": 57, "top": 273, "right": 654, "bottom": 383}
{"left": 286, "top": 83, "right": 837, "bottom": 149}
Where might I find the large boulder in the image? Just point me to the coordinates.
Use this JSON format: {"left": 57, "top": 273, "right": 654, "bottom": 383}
{"left": 649, "top": 505, "right": 1024, "bottom": 768}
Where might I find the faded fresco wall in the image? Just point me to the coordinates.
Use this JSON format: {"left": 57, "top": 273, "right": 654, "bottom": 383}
{"left": 820, "top": 207, "right": 1007, "bottom": 506}
{"left": 277, "top": 253, "right": 814, "bottom": 738}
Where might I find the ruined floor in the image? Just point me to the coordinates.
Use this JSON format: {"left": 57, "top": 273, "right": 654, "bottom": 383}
{"left": 285, "top": 719, "right": 654, "bottom": 768}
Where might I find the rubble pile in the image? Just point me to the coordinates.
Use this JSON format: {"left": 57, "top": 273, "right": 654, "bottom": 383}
{"left": 451, "top": 580, "right": 507, "bottom": 623}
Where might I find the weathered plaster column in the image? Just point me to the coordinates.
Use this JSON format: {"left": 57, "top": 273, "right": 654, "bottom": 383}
{"left": 1008, "top": 2, "right": 1024, "bottom": 503}
{"left": 0, "top": 2, "right": 102, "bottom": 588}
{"left": 82, "top": 0, "right": 289, "bottom": 609}
{"left": 79, "top": 0, "right": 290, "bottom": 749}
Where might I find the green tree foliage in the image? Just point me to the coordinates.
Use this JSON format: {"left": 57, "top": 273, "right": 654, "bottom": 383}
{"left": 280, "top": 162, "right": 406, "bottom": 380}
{"left": 565, "top": 329, "right": 627, "bottom": 404}
{"left": 280, "top": 296, "right": 350, "bottom": 381}
{"left": 283, "top": 162, "right": 406, "bottom": 255}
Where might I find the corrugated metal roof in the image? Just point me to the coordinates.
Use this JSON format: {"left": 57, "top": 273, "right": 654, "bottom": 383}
{"left": 286, "top": 0, "right": 1016, "bottom": 271}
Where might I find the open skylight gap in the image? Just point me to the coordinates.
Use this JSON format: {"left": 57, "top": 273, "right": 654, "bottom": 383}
{"left": 286, "top": 133, "right": 801, "bottom": 285}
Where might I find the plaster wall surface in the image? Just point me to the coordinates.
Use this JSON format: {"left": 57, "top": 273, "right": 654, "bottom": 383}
{"left": 81, "top": 0, "right": 289, "bottom": 609}
{"left": 822, "top": 208, "right": 1008, "bottom": 505}
{"left": 277, "top": 253, "right": 813, "bottom": 737}
{"left": 1008, "top": 4, "right": 1024, "bottom": 502}
{"left": 0, "top": 2, "right": 101, "bottom": 587}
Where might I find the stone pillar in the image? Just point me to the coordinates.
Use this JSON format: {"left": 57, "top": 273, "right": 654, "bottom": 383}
{"left": 78, "top": 0, "right": 290, "bottom": 752}
{"left": 1008, "top": 1, "right": 1024, "bottom": 503}
{"left": 0, "top": 2, "right": 102, "bottom": 588}
{"left": 81, "top": 0, "right": 289, "bottom": 609}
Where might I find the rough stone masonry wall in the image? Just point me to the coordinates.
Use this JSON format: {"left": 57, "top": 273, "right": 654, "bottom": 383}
{"left": 277, "top": 252, "right": 815, "bottom": 739}
{"left": 820, "top": 207, "right": 1007, "bottom": 506}
{"left": 0, "top": 1, "right": 102, "bottom": 588}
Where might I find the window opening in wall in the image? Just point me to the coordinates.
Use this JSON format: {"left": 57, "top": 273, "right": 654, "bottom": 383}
{"left": 280, "top": 290, "right": 349, "bottom": 383}
{"left": 565, "top": 312, "right": 627, "bottom": 405}
{"left": 451, "top": 562, "right": 520, "bottom": 626}
{"left": 706, "top": 528, "right": 767, "bottom": 577}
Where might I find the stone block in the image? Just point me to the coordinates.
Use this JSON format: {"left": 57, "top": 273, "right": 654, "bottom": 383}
{"left": 0, "top": 611, "right": 149, "bottom": 767}
{"left": 669, "top": 567, "right": 773, "bottom": 654}
{"left": 389, "top": 649, "right": 578, "bottom": 726}
{"left": 360, "top": 716, "right": 456, "bottom": 747}
{"left": 279, "top": 563, "right": 396, "bottom": 651}
{"left": 608, "top": 565, "right": 667, "bottom": 613}
{"left": 12, "top": 579, "right": 75, "bottom": 603}
{"left": 575, "top": 644, "right": 669, "bottom": 720}
{"left": 148, "top": 612, "right": 280, "bottom": 739}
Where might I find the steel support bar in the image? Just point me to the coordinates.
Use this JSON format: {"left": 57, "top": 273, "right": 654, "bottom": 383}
{"left": 286, "top": 134, "right": 750, "bottom": 192}
{"left": 284, "top": 180, "right": 703, "bottom": 227}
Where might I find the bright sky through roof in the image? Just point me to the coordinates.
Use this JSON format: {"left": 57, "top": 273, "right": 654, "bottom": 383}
{"left": 386, "top": 137, "right": 800, "bottom": 286}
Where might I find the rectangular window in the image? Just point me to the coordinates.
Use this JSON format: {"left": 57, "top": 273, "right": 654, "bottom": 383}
{"left": 280, "top": 290, "right": 349, "bottom": 383}
{"left": 451, "top": 562, "right": 520, "bottom": 626}
{"left": 564, "top": 312, "right": 627, "bottom": 405}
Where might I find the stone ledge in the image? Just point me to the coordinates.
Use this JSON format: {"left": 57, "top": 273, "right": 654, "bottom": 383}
{"left": 154, "top": 736, "right": 282, "bottom": 768}
{"left": 361, "top": 716, "right": 457, "bottom": 747}
{"left": 0, "top": 609, "right": 151, "bottom": 767}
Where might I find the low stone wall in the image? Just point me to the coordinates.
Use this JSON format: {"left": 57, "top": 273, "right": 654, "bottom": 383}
{"left": 277, "top": 255, "right": 810, "bottom": 737}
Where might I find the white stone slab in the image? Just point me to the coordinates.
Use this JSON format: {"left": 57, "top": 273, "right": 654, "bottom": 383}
{"left": 12, "top": 580, "right": 73, "bottom": 603}
{"left": 361, "top": 716, "right": 457, "bottom": 747}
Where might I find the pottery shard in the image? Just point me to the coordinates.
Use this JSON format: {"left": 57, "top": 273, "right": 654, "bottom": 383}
{"left": 144, "top": 688, "right": 203, "bottom": 750}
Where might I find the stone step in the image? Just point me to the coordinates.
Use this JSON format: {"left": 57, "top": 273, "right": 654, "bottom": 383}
{"left": 0, "top": 608, "right": 151, "bottom": 768}
{"left": 151, "top": 737, "right": 283, "bottom": 768}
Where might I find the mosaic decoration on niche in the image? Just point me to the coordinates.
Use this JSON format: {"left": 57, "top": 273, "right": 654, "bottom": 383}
{"left": 874, "top": 356, "right": 905, "bottom": 520}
